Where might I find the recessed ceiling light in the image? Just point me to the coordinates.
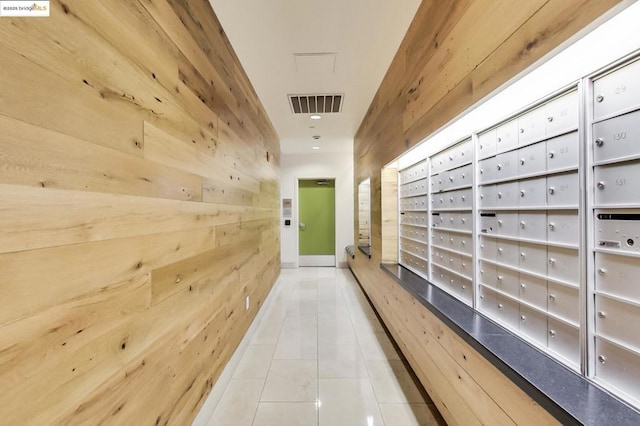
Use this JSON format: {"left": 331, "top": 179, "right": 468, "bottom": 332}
{"left": 312, "top": 135, "right": 321, "bottom": 140}
{"left": 312, "top": 146, "right": 320, "bottom": 150}
{"left": 310, "top": 114, "right": 322, "bottom": 120}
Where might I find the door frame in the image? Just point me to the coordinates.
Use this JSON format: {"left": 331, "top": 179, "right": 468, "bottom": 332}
{"left": 295, "top": 176, "right": 338, "bottom": 267}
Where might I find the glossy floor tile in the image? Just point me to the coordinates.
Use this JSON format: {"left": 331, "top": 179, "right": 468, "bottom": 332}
{"left": 201, "top": 267, "right": 446, "bottom": 426}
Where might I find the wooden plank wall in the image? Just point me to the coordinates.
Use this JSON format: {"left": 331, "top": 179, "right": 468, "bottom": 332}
{"left": 0, "top": 1, "right": 280, "bottom": 424}
{"left": 351, "top": 0, "right": 624, "bottom": 424}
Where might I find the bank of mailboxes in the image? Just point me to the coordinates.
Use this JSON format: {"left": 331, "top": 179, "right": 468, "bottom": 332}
{"left": 398, "top": 160, "right": 429, "bottom": 279}
{"left": 429, "top": 139, "right": 474, "bottom": 305}
{"left": 395, "top": 56, "right": 640, "bottom": 407}
{"left": 478, "top": 91, "right": 579, "bottom": 159}
{"left": 590, "top": 57, "right": 640, "bottom": 406}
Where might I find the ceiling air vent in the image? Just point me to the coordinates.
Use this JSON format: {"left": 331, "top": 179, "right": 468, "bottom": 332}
{"left": 288, "top": 94, "right": 343, "bottom": 114}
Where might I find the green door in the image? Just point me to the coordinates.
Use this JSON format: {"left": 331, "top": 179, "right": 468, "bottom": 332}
{"left": 298, "top": 179, "right": 335, "bottom": 266}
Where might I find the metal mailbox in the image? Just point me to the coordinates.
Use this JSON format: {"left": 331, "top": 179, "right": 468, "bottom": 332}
{"left": 479, "top": 156, "right": 497, "bottom": 183}
{"left": 519, "top": 304, "right": 548, "bottom": 347}
{"left": 479, "top": 184, "right": 497, "bottom": 208}
{"left": 594, "top": 336, "right": 640, "bottom": 403}
{"left": 547, "top": 131, "right": 579, "bottom": 172}
{"left": 519, "top": 176, "right": 547, "bottom": 208}
{"left": 519, "top": 241, "right": 548, "bottom": 276}
{"left": 519, "top": 273, "right": 548, "bottom": 311}
{"left": 496, "top": 119, "right": 519, "bottom": 153}
{"left": 518, "top": 141, "right": 547, "bottom": 176}
{"left": 547, "top": 281, "right": 579, "bottom": 324}
{"left": 495, "top": 149, "right": 519, "bottom": 181}
{"left": 547, "top": 211, "right": 580, "bottom": 246}
{"left": 594, "top": 161, "right": 640, "bottom": 206}
{"left": 478, "top": 129, "right": 497, "bottom": 159}
{"left": 496, "top": 265, "right": 520, "bottom": 297}
{"left": 496, "top": 181, "right": 519, "bottom": 208}
{"left": 518, "top": 105, "right": 547, "bottom": 147}
{"left": 519, "top": 211, "right": 548, "bottom": 242}
{"left": 479, "top": 235, "right": 497, "bottom": 261}
{"left": 596, "top": 294, "right": 640, "bottom": 351}
{"left": 496, "top": 239, "right": 520, "bottom": 268}
{"left": 548, "top": 318, "right": 580, "bottom": 366}
{"left": 593, "top": 58, "right": 640, "bottom": 121}
{"left": 479, "top": 212, "right": 497, "bottom": 235}
{"left": 496, "top": 212, "right": 520, "bottom": 238}
{"left": 479, "top": 260, "right": 498, "bottom": 287}
{"left": 545, "top": 90, "right": 579, "bottom": 137}
{"left": 547, "top": 246, "right": 580, "bottom": 285}
{"left": 593, "top": 109, "right": 640, "bottom": 165}
{"left": 595, "top": 252, "right": 640, "bottom": 303}
{"left": 547, "top": 172, "right": 579, "bottom": 207}
{"left": 496, "top": 293, "right": 521, "bottom": 329}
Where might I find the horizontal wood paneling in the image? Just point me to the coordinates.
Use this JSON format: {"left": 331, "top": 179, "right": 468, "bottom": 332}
{"left": 352, "top": 0, "right": 624, "bottom": 424}
{"left": 0, "top": 0, "right": 279, "bottom": 423}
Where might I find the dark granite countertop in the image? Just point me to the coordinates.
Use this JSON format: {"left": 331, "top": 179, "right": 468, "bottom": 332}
{"left": 357, "top": 245, "right": 371, "bottom": 258}
{"left": 379, "top": 263, "right": 640, "bottom": 426}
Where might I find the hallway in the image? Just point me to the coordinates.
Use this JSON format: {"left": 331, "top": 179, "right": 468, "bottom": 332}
{"left": 199, "top": 268, "right": 445, "bottom": 426}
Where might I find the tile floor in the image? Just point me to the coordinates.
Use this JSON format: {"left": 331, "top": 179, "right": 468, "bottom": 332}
{"left": 199, "top": 267, "right": 445, "bottom": 426}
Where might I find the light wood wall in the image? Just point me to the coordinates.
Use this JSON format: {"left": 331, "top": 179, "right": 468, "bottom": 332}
{"left": 0, "top": 1, "right": 279, "bottom": 424}
{"left": 351, "top": 0, "right": 624, "bottom": 424}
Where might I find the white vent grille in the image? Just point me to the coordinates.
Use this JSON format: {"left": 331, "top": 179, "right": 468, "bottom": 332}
{"left": 288, "top": 94, "right": 343, "bottom": 114}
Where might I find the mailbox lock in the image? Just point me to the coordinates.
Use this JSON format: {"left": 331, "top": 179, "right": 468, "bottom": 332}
{"left": 549, "top": 330, "right": 556, "bottom": 337}
{"left": 461, "top": 196, "right": 466, "bottom": 202}
{"left": 520, "top": 315, "right": 526, "bottom": 321}
{"left": 548, "top": 187, "right": 555, "bottom": 195}
{"left": 520, "top": 159, "right": 525, "bottom": 165}
{"left": 548, "top": 223, "right": 555, "bottom": 230}
{"left": 520, "top": 221, "right": 526, "bottom": 228}
{"left": 449, "top": 176, "right": 454, "bottom": 182}
{"left": 520, "top": 252, "right": 526, "bottom": 260}
{"left": 595, "top": 138, "right": 604, "bottom": 147}
{"left": 498, "top": 303, "right": 504, "bottom": 310}
{"left": 480, "top": 194, "right": 484, "bottom": 200}
{"left": 548, "top": 151, "right": 555, "bottom": 159}
{"left": 520, "top": 128, "right": 525, "bottom": 134}
{"left": 498, "top": 220, "right": 503, "bottom": 226}
{"left": 498, "top": 248, "right": 503, "bottom": 254}
{"left": 596, "top": 95, "right": 604, "bottom": 103}
{"left": 520, "top": 190, "right": 526, "bottom": 197}
{"left": 549, "top": 258, "right": 556, "bottom": 266}
{"left": 598, "top": 311, "right": 607, "bottom": 319}
{"left": 480, "top": 168, "right": 484, "bottom": 175}
{"left": 497, "top": 164, "right": 502, "bottom": 171}
{"left": 449, "top": 156, "right": 453, "bottom": 161}
{"left": 462, "top": 285, "right": 466, "bottom": 290}
{"left": 547, "top": 116, "right": 554, "bottom": 122}
{"left": 521, "top": 283, "right": 526, "bottom": 290}
{"left": 498, "top": 192, "right": 503, "bottom": 199}
{"left": 497, "top": 275, "right": 503, "bottom": 281}
{"left": 597, "top": 181, "right": 605, "bottom": 190}
{"left": 497, "top": 137, "right": 502, "bottom": 143}
{"left": 462, "top": 218, "right": 466, "bottom": 224}
{"left": 598, "top": 355, "right": 606, "bottom": 364}
{"left": 598, "top": 268, "right": 607, "bottom": 276}
{"left": 549, "top": 294, "right": 556, "bottom": 301}
{"left": 450, "top": 217, "right": 454, "bottom": 223}
{"left": 449, "top": 197, "right": 454, "bottom": 203}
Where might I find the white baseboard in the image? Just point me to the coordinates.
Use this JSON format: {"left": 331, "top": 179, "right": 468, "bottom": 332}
{"left": 281, "top": 262, "right": 297, "bottom": 269}
{"left": 298, "top": 255, "right": 336, "bottom": 267}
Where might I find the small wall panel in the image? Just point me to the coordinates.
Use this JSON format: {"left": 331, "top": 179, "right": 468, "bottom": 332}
{"left": 0, "top": 0, "right": 279, "bottom": 423}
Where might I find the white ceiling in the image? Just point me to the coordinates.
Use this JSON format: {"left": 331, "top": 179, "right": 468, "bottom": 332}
{"left": 209, "top": 0, "right": 421, "bottom": 154}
